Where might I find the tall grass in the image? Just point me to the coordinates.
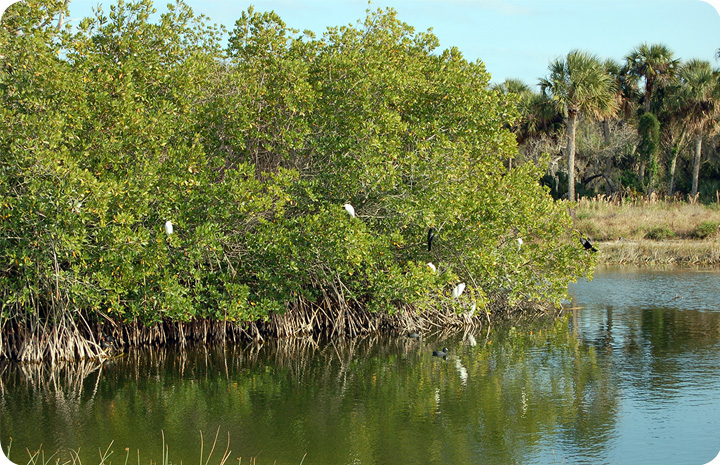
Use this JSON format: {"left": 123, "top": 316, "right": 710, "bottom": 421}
{"left": 575, "top": 196, "right": 720, "bottom": 265}
{"left": 576, "top": 195, "right": 720, "bottom": 241}
{"left": 596, "top": 239, "right": 720, "bottom": 265}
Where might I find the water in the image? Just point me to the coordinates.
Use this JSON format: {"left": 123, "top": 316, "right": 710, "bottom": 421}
{"left": 566, "top": 267, "right": 720, "bottom": 465}
{"left": 2, "top": 268, "right": 720, "bottom": 465}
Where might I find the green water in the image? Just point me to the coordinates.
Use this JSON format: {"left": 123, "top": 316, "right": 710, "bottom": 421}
{"left": 2, "top": 268, "right": 720, "bottom": 464}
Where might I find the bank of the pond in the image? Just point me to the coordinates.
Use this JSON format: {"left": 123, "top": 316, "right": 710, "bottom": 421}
{"left": 594, "top": 238, "right": 720, "bottom": 265}
{"left": 0, "top": 294, "right": 557, "bottom": 364}
{"left": 575, "top": 197, "right": 720, "bottom": 266}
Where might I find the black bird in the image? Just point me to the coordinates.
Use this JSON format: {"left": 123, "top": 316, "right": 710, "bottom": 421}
{"left": 408, "top": 332, "right": 421, "bottom": 339}
{"left": 432, "top": 347, "right": 448, "bottom": 357}
{"left": 427, "top": 227, "right": 436, "bottom": 252}
{"left": 580, "top": 237, "right": 598, "bottom": 252}
{"left": 100, "top": 334, "right": 116, "bottom": 350}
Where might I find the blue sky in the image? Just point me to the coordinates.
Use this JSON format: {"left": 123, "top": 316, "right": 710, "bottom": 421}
{"left": 15, "top": 0, "right": 720, "bottom": 87}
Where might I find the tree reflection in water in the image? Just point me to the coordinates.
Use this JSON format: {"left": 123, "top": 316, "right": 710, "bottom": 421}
{"left": 6, "top": 270, "right": 720, "bottom": 465}
{"left": 1, "top": 317, "right": 625, "bottom": 465}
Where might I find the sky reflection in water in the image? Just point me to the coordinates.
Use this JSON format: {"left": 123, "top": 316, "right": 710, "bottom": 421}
{"left": 567, "top": 267, "right": 720, "bottom": 465}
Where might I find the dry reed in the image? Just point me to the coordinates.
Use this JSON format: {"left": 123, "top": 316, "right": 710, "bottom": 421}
{"left": 575, "top": 195, "right": 720, "bottom": 265}
{"left": 575, "top": 195, "right": 720, "bottom": 241}
{"left": 593, "top": 239, "right": 720, "bottom": 265}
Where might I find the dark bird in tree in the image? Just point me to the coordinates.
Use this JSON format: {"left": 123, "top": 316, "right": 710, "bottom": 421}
{"left": 427, "top": 227, "right": 436, "bottom": 252}
{"left": 581, "top": 237, "right": 598, "bottom": 252}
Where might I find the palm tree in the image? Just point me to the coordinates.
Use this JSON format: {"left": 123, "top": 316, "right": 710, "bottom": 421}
{"left": 603, "top": 58, "right": 638, "bottom": 137}
{"left": 655, "top": 80, "right": 689, "bottom": 197}
{"left": 495, "top": 79, "right": 560, "bottom": 143}
{"left": 598, "top": 58, "right": 637, "bottom": 195}
{"left": 625, "top": 43, "right": 679, "bottom": 113}
{"left": 493, "top": 78, "right": 532, "bottom": 95}
{"left": 494, "top": 79, "right": 563, "bottom": 168}
{"left": 539, "top": 50, "right": 618, "bottom": 201}
{"left": 674, "top": 59, "right": 720, "bottom": 198}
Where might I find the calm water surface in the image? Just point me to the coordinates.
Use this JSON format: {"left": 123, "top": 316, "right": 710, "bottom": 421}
{"left": 2, "top": 268, "right": 720, "bottom": 464}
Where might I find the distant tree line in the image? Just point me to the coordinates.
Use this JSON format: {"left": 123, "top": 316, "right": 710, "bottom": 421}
{"left": 496, "top": 44, "right": 720, "bottom": 202}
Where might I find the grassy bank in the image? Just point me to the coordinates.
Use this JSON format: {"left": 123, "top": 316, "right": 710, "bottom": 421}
{"left": 575, "top": 196, "right": 720, "bottom": 265}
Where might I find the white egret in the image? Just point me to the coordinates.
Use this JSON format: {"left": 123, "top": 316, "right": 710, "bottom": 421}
{"left": 164, "top": 220, "right": 173, "bottom": 235}
{"left": 343, "top": 203, "right": 355, "bottom": 218}
{"left": 517, "top": 237, "right": 523, "bottom": 248}
{"left": 427, "top": 262, "right": 436, "bottom": 273}
{"left": 452, "top": 282, "right": 466, "bottom": 299}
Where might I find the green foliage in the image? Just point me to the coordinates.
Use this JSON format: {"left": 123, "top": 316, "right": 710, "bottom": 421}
{"left": 638, "top": 113, "right": 660, "bottom": 155}
{"left": 620, "top": 170, "right": 642, "bottom": 193}
{"left": 637, "top": 112, "right": 660, "bottom": 189}
{"left": 1, "top": 0, "right": 593, "bottom": 337}
{"left": 644, "top": 226, "right": 675, "bottom": 241}
{"left": 693, "top": 220, "right": 719, "bottom": 239}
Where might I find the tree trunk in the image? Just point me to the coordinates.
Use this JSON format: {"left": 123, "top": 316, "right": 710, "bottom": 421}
{"left": 605, "top": 156, "right": 615, "bottom": 196}
{"left": 691, "top": 130, "right": 703, "bottom": 197}
{"left": 602, "top": 119, "right": 613, "bottom": 197}
{"left": 667, "top": 144, "right": 679, "bottom": 197}
{"left": 602, "top": 120, "right": 611, "bottom": 145}
{"left": 567, "top": 112, "right": 578, "bottom": 202}
{"left": 638, "top": 161, "right": 646, "bottom": 187}
{"left": 645, "top": 80, "right": 653, "bottom": 113}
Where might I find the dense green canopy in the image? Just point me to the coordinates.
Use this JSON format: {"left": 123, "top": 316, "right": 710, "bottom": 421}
{"left": 0, "top": 0, "right": 592, "bottom": 359}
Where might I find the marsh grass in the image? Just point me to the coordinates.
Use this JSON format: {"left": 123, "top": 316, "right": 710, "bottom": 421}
{"left": 3, "top": 429, "right": 235, "bottom": 465}
{"left": 576, "top": 196, "right": 720, "bottom": 265}
{"left": 576, "top": 196, "right": 720, "bottom": 241}
{"left": 595, "top": 239, "right": 720, "bottom": 265}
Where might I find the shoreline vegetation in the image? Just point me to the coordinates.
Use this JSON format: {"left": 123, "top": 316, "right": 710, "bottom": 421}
{"left": 4, "top": 1, "right": 720, "bottom": 364}
{"left": 3, "top": 431, "right": 239, "bottom": 465}
{"left": 576, "top": 196, "right": 720, "bottom": 265}
{"left": 0, "top": 1, "right": 592, "bottom": 364}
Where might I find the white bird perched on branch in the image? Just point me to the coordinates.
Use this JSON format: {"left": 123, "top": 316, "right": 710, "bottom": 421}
{"left": 164, "top": 220, "right": 173, "bottom": 235}
{"left": 452, "top": 282, "right": 465, "bottom": 299}
{"left": 517, "top": 237, "right": 523, "bottom": 248}
{"left": 343, "top": 203, "right": 355, "bottom": 218}
{"left": 427, "top": 262, "right": 436, "bottom": 273}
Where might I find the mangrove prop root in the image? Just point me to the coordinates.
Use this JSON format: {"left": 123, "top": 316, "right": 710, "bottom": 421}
{"left": 0, "top": 292, "right": 553, "bottom": 364}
